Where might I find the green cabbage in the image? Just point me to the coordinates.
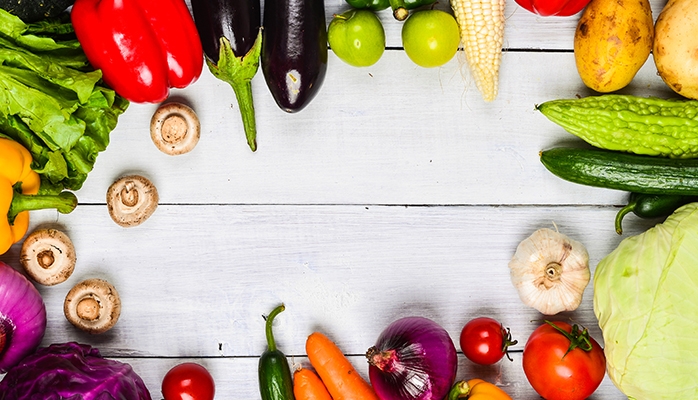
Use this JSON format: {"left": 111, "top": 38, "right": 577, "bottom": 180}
{"left": 594, "top": 202, "right": 698, "bottom": 399}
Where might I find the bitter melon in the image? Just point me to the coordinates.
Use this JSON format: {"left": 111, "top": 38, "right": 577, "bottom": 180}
{"left": 537, "top": 95, "right": 698, "bottom": 159}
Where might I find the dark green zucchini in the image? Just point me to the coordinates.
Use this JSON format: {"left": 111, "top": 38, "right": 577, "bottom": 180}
{"left": 1, "top": 0, "right": 74, "bottom": 22}
{"left": 539, "top": 147, "right": 698, "bottom": 195}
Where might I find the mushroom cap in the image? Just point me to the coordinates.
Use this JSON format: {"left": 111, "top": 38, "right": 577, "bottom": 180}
{"left": 20, "top": 228, "right": 76, "bottom": 286}
{"left": 150, "top": 102, "right": 200, "bottom": 155}
{"left": 106, "top": 175, "right": 159, "bottom": 227}
{"left": 64, "top": 278, "right": 121, "bottom": 334}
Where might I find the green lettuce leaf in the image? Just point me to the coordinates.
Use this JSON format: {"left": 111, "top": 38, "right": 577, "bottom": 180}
{"left": 594, "top": 203, "right": 698, "bottom": 399}
{"left": 0, "top": 8, "right": 128, "bottom": 192}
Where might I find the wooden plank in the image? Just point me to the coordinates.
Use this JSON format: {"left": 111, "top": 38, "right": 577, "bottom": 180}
{"left": 77, "top": 50, "right": 673, "bottom": 206}
{"left": 1, "top": 205, "right": 656, "bottom": 358}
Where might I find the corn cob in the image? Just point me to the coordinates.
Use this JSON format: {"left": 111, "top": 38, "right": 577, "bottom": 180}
{"left": 450, "top": 0, "right": 505, "bottom": 102}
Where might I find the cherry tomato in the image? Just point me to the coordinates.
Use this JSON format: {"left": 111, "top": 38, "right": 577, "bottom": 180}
{"left": 522, "top": 321, "right": 606, "bottom": 400}
{"left": 459, "top": 317, "right": 517, "bottom": 365}
{"left": 161, "top": 362, "right": 215, "bottom": 400}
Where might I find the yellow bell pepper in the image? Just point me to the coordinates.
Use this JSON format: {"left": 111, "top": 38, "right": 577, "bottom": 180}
{"left": 0, "top": 138, "right": 77, "bottom": 255}
{"left": 448, "top": 379, "right": 512, "bottom": 400}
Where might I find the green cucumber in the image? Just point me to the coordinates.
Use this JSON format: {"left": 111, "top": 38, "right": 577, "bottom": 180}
{"left": 540, "top": 147, "right": 698, "bottom": 195}
{"left": 537, "top": 95, "right": 698, "bottom": 159}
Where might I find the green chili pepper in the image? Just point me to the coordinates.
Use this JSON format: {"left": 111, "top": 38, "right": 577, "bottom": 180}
{"left": 615, "top": 193, "right": 698, "bottom": 235}
{"left": 388, "top": 0, "right": 436, "bottom": 20}
{"left": 343, "top": 0, "right": 435, "bottom": 18}
{"left": 258, "top": 304, "right": 295, "bottom": 400}
{"left": 345, "top": 0, "right": 390, "bottom": 11}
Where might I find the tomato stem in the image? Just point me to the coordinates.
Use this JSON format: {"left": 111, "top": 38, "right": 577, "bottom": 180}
{"left": 544, "top": 320, "right": 593, "bottom": 356}
{"left": 500, "top": 325, "right": 518, "bottom": 362}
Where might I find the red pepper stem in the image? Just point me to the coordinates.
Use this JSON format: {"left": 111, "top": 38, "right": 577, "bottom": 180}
{"left": 447, "top": 380, "right": 471, "bottom": 400}
{"left": 8, "top": 191, "right": 78, "bottom": 223}
{"left": 207, "top": 29, "right": 263, "bottom": 152}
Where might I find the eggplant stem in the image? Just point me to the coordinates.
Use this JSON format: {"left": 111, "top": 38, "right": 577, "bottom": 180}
{"left": 207, "top": 29, "right": 263, "bottom": 152}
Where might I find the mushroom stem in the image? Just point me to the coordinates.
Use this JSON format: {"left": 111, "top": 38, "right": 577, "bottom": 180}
{"left": 37, "top": 250, "right": 56, "bottom": 270}
{"left": 8, "top": 191, "right": 77, "bottom": 223}
{"left": 76, "top": 297, "right": 100, "bottom": 321}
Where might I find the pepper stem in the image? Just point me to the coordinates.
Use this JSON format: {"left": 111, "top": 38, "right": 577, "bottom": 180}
{"left": 264, "top": 304, "right": 285, "bottom": 352}
{"left": 447, "top": 380, "right": 471, "bottom": 400}
{"left": 207, "top": 29, "right": 263, "bottom": 152}
{"left": 614, "top": 199, "right": 637, "bottom": 235}
{"left": 388, "top": 0, "right": 408, "bottom": 20}
{"left": 8, "top": 191, "right": 78, "bottom": 223}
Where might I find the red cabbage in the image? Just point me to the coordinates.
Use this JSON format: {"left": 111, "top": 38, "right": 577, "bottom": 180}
{"left": 0, "top": 342, "right": 151, "bottom": 400}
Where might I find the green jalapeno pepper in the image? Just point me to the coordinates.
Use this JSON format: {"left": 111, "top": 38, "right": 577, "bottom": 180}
{"left": 615, "top": 193, "right": 698, "bottom": 235}
{"left": 258, "top": 304, "right": 295, "bottom": 400}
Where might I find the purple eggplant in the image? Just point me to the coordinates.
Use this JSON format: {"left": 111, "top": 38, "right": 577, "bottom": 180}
{"left": 261, "top": 0, "right": 328, "bottom": 113}
{"left": 191, "top": 0, "right": 262, "bottom": 151}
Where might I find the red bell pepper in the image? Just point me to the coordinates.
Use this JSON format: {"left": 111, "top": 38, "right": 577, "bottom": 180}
{"left": 514, "top": 0, "right": 591, "bottom": 16}
{"left": 71, "top": 0, "right": 204, "bottom": 103}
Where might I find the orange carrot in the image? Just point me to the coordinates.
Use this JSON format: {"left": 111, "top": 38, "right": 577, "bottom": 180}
{"left": 293, "top": 367, "right": 333, "bottom": 400}
{"left": 306, "top": 331, "right": 379, "bottom": 400}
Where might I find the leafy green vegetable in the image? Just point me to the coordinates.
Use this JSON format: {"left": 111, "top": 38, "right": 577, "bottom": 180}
{"left": 0, "top": 9, "right": 128, "bottom": 193}
{"left": 593, "top": 202, "right": 698, "bottom": 399}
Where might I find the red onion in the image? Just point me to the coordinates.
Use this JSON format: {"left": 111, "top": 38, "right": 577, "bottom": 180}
{"left": 366, "top": 316, "right": 457, "bottom": 400}
{"left": 0, "top": 261, "right": 47, "bottom": 373}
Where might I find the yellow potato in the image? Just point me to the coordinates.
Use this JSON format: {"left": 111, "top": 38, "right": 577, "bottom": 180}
{"left": 574, "top": 0, "right": 654, "bottom": 93}
{"left": 654, "top": 0, "right": 698, "bottom": 100}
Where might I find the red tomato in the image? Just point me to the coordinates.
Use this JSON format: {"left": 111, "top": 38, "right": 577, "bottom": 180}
{"left": 514, "top": 0, "right": 591, "bottom": 16}
{"left": 161, "top": 362, "right": 215, "bottom": 400}
{"left": 459, "top": 317, "right": 517, "bottom": 365}
{"left": 522, "top": 321, "right": 606, "bottom": 400}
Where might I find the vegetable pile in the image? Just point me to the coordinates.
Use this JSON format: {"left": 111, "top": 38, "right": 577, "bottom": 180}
{"left": 0, "top": 9, "right": 128, "bottom": 193}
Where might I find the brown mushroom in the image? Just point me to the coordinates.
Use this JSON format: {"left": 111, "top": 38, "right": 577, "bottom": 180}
{"left": 106, "top": 175, "right": 159, "bottom": 227}
{"left": 150, "top": 102, "right": 200, "bottom": 155}
{"left": 20, "top": 228, "right": 76, "bottom": 286}
{"left": 64, "top": 278, "right": 121, "bottom": 334}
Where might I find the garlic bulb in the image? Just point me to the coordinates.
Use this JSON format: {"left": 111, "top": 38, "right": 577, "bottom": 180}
{"left": 509, "top": 227, "right": 590, "bottom": 315}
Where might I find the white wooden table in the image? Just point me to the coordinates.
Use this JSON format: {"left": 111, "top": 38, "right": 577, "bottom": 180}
{"left": 1, "top": 1, "right": 671, "bottom": 398}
